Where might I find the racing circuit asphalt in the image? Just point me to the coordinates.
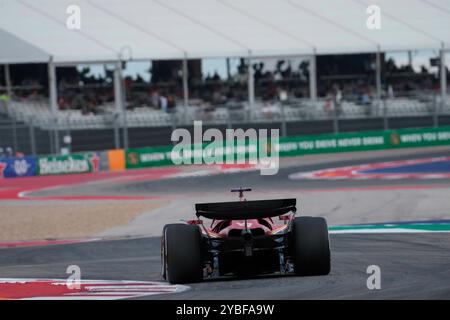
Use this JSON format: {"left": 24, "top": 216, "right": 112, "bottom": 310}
{"left": 1, "top": 148, "right": 450, "bottom": 299}
{"left": 32, "top": 147, "right": 450, "bottom": 198}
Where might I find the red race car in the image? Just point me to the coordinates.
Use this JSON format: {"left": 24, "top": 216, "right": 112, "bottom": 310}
{"left": 161, "top": 188, "right": 330, "bottom": 284}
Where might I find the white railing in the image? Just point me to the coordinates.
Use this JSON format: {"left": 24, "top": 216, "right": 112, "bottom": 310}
{"left": 1, "top": 94, "right": 449, "bottom": 131}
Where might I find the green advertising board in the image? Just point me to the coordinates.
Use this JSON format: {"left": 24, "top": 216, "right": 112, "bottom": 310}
{"left": 37, "top": 153, "right": 100, "bottom": 176}
{"left": 276, "top": 130, "right": 387, "bottom": 156}
{"left": 125, "top": 145, "right": 174, "bottom": 169}
{"left": 276, "top": 126, "right": 450, "bottom": 157}
{"left": 125, "top": 142, "right": 264, "bottom": 169}
{"left": 125, "top": 126, "right": 450, "bottom": 169}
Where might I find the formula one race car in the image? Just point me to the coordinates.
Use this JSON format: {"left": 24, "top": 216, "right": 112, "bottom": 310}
{"left": 161, "top": 188, "right": 330, "bottom": 284}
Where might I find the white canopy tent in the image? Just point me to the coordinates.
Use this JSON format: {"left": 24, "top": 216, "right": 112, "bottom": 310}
{"left": 1, "top": 0, "right": 449, "bottom": 149}
{"left": 1, "top": 0, "right": 450, "bottom": 62}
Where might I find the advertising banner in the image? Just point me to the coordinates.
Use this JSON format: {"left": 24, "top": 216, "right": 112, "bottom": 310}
{"left": 37, "top": 153, "right": 100, "bottom": 176}
{"left": 0, "top": 156, "right": 38, "bottom": 178}
{"left": 125, "top": 146, "right": 174, "bottom": 169}
{"left": 124, "top": 126, "right": 450, "bottom": 169}
{"left": 276, "top": 126, "right": 450, "bottom": 157}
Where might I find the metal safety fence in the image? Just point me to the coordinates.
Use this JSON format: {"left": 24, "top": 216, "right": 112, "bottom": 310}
{"left": 1, "top": 94, "right": 450, "bottom": 156}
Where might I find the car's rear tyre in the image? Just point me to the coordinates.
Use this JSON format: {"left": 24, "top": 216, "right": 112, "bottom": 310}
{"left": 292, "top": 217, "right": 331, "bottom": 276}
{"left": 163, "top": 224, "right": 203, "bottom": 284}
{"left": 161, "top": 224, "right": 175, "bottom": 280}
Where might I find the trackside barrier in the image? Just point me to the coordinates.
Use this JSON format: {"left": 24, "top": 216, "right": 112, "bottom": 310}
{"left": 107, "top": 149, "right": 126, "bottom": 172}
{"left": 124, "top": 126, "right": 450, "bottom": 169}
{"left": 37, "top": 153, "right": 101, "bottom": 176}
{"left": 2, "top": 126, "right": 450, "bottom": 178}
{"left": 0, "top": 152, "right": 101, "bottom": 178}
{"left": 0, "top": 156, "right": 38, "bottom": 178}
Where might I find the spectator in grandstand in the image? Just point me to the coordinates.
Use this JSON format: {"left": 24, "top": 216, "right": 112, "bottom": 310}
{"left": 212, "top": 87, "right": 226, "bottom": 104}
{"left": 87, "top": 94, "right": 100, "bottom": 114}
{"left": 70, "top": 91, "right": 85, "bottom": 111}
{"left": 167, "top": 94, "right": 176, "bottom": 112}
{"left": 58, "top": 97, "right": 69, "bottom": 110}
{"left": 159, "top": 93, "right": 168, "bottom": 113}
{"left": 361, "top": 89, "right": 373, "bottom": 116}
{"left": 27, "top": 89, "right": 40, "bottom": 101}
{"left": 0, "top": 146, "right": 24, "bottom": 158}
{"left": 0, "top": 147, "right": 16, "bottom": 158}
{"left": 5, "top": 147, "right": 13, "bottom": 158}
{"left": 334, "top": 87, "right": 343, "bottom": 116}
{"left": 0, "top": 91, "right": 9, "bottom": 114}
{"left": 150, "top": 88, "right": 160, "bottom": 108}
{"left": 324, "top": 91, "right": 334, "bottom": 115}
{"left": 212, "top": 71, "right": 221, "bottom": 82}
{"left": 0, "top": 90, "right": 10, "bottom": 104}
{"left": 388, "top": 85, "right": 395, "bottom": 99}
{"left": 278, "top": 88, "right": 288, "bottom": 102}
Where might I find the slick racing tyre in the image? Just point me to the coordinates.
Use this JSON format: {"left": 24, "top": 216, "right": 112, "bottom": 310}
{"left": 292, "top": 217, "right": 331, "bottom": 276}
{"left": 161, "top": 224, "right": 178, "bottom": 280}
{"left": 162, "top": 224, "right": 203, "bottom": 284}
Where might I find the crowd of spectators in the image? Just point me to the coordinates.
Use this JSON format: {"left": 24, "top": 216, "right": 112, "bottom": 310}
{"left": 55, "top": 72, "right": 179, "bottom": 115}
{"left": 2, "top": 56, "right": 448, "bottom": 116}
{"left": 0, "top": 146, "right": 24, "bottom": 158}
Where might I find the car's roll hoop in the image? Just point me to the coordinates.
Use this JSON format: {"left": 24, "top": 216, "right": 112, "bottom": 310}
{"left": 231, "top": 187, "right": 252, "bottom": 201}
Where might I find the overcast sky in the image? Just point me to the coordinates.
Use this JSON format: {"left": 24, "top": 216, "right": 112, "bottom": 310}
{"left": 80, "top": 50, "right": 449, "bottom": 82}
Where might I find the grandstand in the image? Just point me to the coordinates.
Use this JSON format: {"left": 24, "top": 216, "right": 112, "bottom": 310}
{"left": 2, "top": 94, "right": 450, "bottom": 130}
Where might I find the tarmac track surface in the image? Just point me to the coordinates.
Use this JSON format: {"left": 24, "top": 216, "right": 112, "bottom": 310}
{"left": 30, "top": 148, "right": 450, "bottom": 201}
{"left": 1, "top": 148, "right": 450, "bottom": 299}
{"left": 0, "top": 234, "right": 448, "bottom": 299}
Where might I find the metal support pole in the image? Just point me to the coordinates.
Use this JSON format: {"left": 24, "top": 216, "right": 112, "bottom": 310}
{"left": 122, "top": 80, "right": 128, "bottom": 150}
{"left": 433, "top": 99, "right": 439, "bottom": 128}
{"left": 280, "top": 103, "right": 287, "bottom": 138}
{"left": 113, "top": 114, "right": 120, "bottom": 149}
{"left": 407, "top": 51, "right": 413, "bottom": 70}
{"left": 309, "top": 54, "right": 317, "bottom": 101}
{"left": 114, "top": 61, "right": 128, "bottom": 149}
{"left": 226, "top": 58, "right": 231, "bottom": 81}
{"left": 333, "top": 101, "right": 339, "bottom": 134}
{"left": 247, "top": 57, "right": 255, "bottom": 120}
{"left": 182, "top": 58, "right": 189, "bottom": 125}
{"left": 4, "top": 64, "right": 12, "bottom": 97}
{"left": 376, "top": 50, "right": 382, "bottom": 116}
{"left": 65, "top": 114, "right": 72, "bottom": 154}
{"left": 226, "top": 107, "right": 232, "bottom": 130}
{"left": 48, "top": 59, "right": 60, "bottom": 153}
{"left": 111, "top": 63, "right": 120, "bottom": 149}
{"left": 29, "top": 117, "right": 36, "bottom": 156}
{"left": 12, "top": 116, "right": 18, "bottom": 153}
{"left": 383, "top": 98, "right": 389, "bottom": 131}
{"left": 49, "top": 129, "right": 54, "bottom": 154}
{"left": 113, "top": 64, "right": 122, "bottom": 149}
{"left": 171, "top": 112, "right": 177, "bottom": 133}
{"left": 440, "top": 46, "right": 447, "bottom": 116}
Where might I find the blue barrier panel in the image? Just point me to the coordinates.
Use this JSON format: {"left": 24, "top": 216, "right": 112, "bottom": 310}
{"left": 0, "top": 156, "right": 38, "bottom": 178}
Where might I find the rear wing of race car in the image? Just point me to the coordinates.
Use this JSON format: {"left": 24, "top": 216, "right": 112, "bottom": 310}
{"left": 195, "top": 199, "right": 296, "bottom": 220}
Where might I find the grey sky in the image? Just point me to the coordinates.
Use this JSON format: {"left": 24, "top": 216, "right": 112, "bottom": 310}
{"left": 79, "top": 50, "right": 449, "bottom": 82}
